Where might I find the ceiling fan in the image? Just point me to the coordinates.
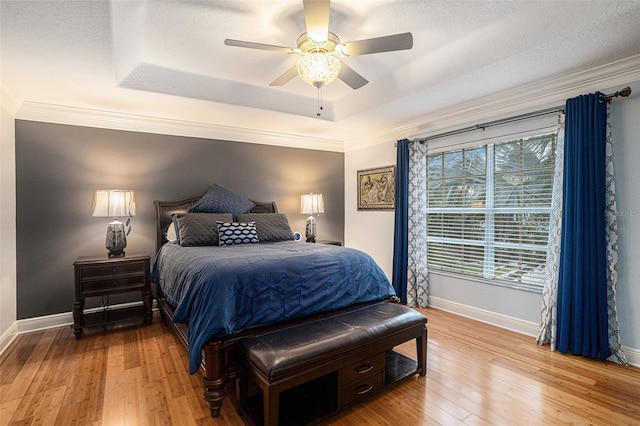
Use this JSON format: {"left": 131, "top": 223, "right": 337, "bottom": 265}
{"left": 223, "top": 0, "right": 413, "bottom": 91}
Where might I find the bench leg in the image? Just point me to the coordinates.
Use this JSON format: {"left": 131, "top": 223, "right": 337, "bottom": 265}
{"left": 416, "top": 326, "right": 428, "bottom": 376}
{"left": 263, "top": 386, "right": 280, "bottom": 426}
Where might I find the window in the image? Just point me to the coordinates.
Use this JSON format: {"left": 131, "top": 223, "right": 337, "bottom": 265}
{"left": 426, "top": 133, "right": 557, "bottom": 288}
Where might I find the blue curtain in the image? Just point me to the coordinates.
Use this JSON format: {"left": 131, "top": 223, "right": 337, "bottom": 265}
{"left": 392, "top": 139, "right": 409, "bottom": 303}
{"left": 556, "top": 93, "right": 611, "bottom": 360}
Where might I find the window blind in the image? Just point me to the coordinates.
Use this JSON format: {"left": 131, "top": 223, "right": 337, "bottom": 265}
{"left": 426, "top": 132, "right": 557, "bottom": 287}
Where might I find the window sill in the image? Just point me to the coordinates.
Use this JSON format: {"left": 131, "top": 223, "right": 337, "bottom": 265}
{"left": 428, "top": 269, "right": 544, "bottom": 294}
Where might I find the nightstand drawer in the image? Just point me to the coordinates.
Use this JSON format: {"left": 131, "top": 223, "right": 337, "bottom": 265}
{"left": 340, "top": 352, "right": 385, "bottom": 386}
{"left": 77, "top": 260, "right": 146, "bottom": 280}
{"left": 81, "top": 274, "right": 146, "bottom": 296}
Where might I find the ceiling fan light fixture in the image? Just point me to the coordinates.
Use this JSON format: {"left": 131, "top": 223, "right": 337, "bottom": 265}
{"left": 334, "top": 43, "right": 348, "bottom": 58}
{"left": 296, "top": 51, "right": 341, "bottom": 88}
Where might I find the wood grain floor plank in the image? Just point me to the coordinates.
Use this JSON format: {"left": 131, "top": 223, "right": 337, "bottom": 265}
{"left": 1, "top": 308, "right": 639, "bottom": 425}
{"left": 101, "top": 343, "right": 125, "bottom": 425}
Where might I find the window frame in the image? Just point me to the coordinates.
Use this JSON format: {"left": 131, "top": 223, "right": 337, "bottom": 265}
{"left": 425, "top": 132, "right": 557, "bottom": 291}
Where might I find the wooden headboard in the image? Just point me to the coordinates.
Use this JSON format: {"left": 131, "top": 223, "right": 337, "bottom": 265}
{"left": 153, "top": 195, "right": 278, "bottom": 253}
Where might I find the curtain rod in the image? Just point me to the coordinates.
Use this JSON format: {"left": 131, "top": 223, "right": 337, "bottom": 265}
{"left": 411, "top": 86, "right": 632, "bottom": 143}
{"left": 412, "top": 105, "right": 563, "bottom": 143}
{"left": 600, "top": 86, "right": 632, "bottom": 102}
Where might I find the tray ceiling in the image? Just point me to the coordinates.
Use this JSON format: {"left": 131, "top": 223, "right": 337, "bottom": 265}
{"left": 2, "top": 1, "right": 639, "bottom": 149}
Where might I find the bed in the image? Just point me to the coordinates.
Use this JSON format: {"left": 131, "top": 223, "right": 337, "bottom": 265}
{"left": 150, "top": 190, "right": 397, "bottom": 418}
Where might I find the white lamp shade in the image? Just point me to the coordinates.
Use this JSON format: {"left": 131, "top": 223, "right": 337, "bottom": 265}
{"left": 92, "top": 190, "right": 136, "bottom": 218}
{"left": 300, "top": 193, "right": 325, "bottom": 215}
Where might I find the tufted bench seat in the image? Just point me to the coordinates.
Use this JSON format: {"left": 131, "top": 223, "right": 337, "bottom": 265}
{"left": 239, "top": 302, "right": 427, "bottom": 425}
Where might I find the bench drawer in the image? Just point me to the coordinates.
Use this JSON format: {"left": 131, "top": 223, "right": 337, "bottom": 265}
{"left": 340, "top": 352, "right": 385, "bottom": 386}
{"left": 339, "top": 370, "right": 384, "bottom": 407}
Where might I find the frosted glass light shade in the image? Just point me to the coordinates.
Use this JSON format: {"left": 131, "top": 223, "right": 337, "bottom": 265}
{"left": 92, "top": 190, "right": 136, "bottom": 218}
{"left": 296, "top": 52, "right": 341, "bottom": 88}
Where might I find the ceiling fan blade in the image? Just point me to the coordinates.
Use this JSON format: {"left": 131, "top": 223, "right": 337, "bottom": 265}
{"left": 303, "top": 0, "right": 330, "bottom": 44}
{"left": 338, "top": 32, "right": 413, "bottom": 57}
{"left": 269, "top": 66, "right": 299, "bottom": 86}
{"left": 224, "top": 39, "right": 294, "bottom": 54}
{"left": 338, "top": 62, "right": 368, "bottom": 90}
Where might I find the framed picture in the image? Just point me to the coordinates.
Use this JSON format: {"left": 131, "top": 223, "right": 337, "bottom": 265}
{"left": 357, "top": 166, "right": 395, "bottom": 210}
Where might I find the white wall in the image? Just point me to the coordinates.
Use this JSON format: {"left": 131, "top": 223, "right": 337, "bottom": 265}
{"left": 345, "top": 79, "right": 640, "bottom": 358}
{"left": 344, "top": 141, "right": 396, "bottom": 277}
{"left": 609, "top": 80, "right": 640, "bottom": 352}
{"left": 0, "top": 87, "right": 18, "bottom": 353}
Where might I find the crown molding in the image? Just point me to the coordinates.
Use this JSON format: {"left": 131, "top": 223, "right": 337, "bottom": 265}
{"left": 15, "top": 102, "right": 345, "bottom": 152}
{"left": 1, "top": 79, "right": 22, "bottom": 117}
{"left": 10, "top": 55, "right": 640, "bottom": 154}
{"left": 346, "top": 54, "right": 640, "bottom": 152}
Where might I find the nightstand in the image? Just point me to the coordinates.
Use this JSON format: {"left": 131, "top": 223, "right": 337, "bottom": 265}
{"left": 316, "top": 240, "right": 342, "bottom": 246}
{"left": 73, "top": 253, "right": 151, "bottom": 339}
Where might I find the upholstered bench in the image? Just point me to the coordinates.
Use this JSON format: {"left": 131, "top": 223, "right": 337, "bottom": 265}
{"left": 239, "top": 302, "right": 427, "bottom": 426}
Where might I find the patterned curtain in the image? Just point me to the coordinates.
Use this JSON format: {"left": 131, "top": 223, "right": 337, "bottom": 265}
{"left": 537, "top": 99, "right": 627, "bottom": 365}
{"left": 536, "top": 113, "right": 565, "bottom": 349}
{"left": 603, "top": 103, "right": 628, "bottom": 365}
{"left": 406, "top": 141, "right": 429, "bottom": 308}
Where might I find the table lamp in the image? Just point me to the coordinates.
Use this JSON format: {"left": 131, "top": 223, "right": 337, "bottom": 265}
{"left": 92, "top": 189, "right": 136, "bottom": 257}
{"left": 300, "top": 193, "right": 324, "bottom": 243}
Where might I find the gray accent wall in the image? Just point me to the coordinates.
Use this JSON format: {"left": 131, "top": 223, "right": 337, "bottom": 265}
{"left": 15, "top": 120, "right": 344, "bottom": 319}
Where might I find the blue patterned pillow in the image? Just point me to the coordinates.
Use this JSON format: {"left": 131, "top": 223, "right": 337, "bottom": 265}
{"left": 190, "top": 183, "right": 255, "bottom": 216}
{"left": 217, "top": 221, "right": 259, "bottom": 246}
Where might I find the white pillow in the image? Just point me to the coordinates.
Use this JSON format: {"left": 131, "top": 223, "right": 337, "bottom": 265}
{"left": 166, "top": 222, "right": 178, "bottom": 243}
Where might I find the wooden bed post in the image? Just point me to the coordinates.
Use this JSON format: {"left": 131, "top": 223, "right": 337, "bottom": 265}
{"left": 203, "top": 340, "right": 228, "bottom": 418}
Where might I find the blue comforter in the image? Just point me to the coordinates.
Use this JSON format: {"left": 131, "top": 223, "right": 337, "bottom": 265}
{"left": 150, "top": 241, "right": 395, "bottom": 373}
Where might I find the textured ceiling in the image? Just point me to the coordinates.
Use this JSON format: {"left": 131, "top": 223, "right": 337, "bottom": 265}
{"left": 2, "top": 1, "right": 640, "bottom": 149}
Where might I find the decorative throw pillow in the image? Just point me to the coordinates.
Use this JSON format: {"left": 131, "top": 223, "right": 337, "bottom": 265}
{"left": 190, "top": 183, "right": 255, "bottom": 216}
{"left": 175, "top": 213, "right": 233, "bottom": 246}
{"left": 216, "top": 221, "right": 259, "bottom": 246}
{"left": 236, "top": 213, "right": 294, "bottom": 242}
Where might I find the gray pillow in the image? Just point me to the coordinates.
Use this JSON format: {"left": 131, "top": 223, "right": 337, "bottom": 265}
{"left": 190, "top": 183, "right": 255, "bottom": 216}
{"left": 237, "top": 213, "right": 294, "bottom": 242}
{"left": 216, "top": 221, "right": 259, "bottom": 246}
{"left": 175, "top": 213, "right": 233, "bottom": 246}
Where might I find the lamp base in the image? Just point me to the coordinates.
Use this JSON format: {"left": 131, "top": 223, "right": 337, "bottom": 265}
{"left": 106, "top": 220, "right": 127, "bottom": 258}
{"left": 305, "top": 215, "right": 317, "bottom": 243}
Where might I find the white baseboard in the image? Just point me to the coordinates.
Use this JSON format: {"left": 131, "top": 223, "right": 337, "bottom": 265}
{"left": 0, "top": 322, "right": 18, "bottom": 357}
{"left": 428, "top": 296, "right": 640, "bottom": 368}
{"left": 428, "top": 296, "right": 540, "bottom": 337}
{"left": 0, "top": 301, "right": 154, "bottom": 357}
{"left": 621, "top": 345, "right": 640, "bottom": 368}
{"left": 5, "top": 298, "right": 639, "bottom": 369}
{"left": 15, "top": 301, "right": 151, "bottom": 334}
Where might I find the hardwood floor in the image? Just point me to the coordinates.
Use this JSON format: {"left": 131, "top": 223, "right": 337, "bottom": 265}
{"left": 1, "top": 308, "right": 639, "bottom": 425}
